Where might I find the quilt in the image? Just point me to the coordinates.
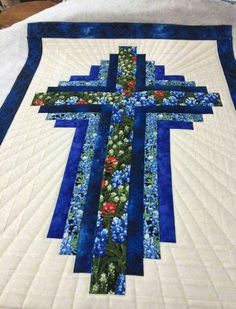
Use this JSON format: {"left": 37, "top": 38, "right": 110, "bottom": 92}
{"left": 0, "top": 22, "right": 236, "bottom": 309}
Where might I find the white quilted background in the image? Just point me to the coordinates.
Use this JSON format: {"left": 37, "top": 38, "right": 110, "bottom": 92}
{"left": 0, "top": 38, "right": 236, "bottom": 309}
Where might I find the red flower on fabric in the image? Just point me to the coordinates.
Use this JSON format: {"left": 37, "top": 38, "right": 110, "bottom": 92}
{"left": 101, "top": 179, "right": 107, "bottom": 189}
{"left": 154, "top": 90, "right": 165, "bottom": 98}
{"left": 101, "top": 202, "right": 117, "bottom": 216}
{"left": 76, "top": 99, "right": 88, "bottom": 105}
{"left": 126, "top": 81, "right": 136, "bottom": 88}
{"left": 131, "top": 56, "right": 137, "bottom": 62}
{"left": 105, "top": 156, "right": 118, "bottom": 173}
{"left": 33, "top": 99, "right": 44, "bottom": 106}
{"left": 123, "top": 89, "right": 131, "bottom": 95}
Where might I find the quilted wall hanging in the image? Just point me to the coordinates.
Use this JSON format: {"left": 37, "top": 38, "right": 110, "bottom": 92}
{"left": 0, "top": 22, "right": 236, "bottom": 308}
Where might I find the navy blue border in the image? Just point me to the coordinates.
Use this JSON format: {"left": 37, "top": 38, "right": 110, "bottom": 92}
{"left": 27, "top": 23, "right": 231, "bottom": 40}
{"left": 217, "top": 38, "right": 236, "bottom": 105}
{"left": 0, "top": 36, "right": 42, "bottom": 144}
{"left": 0, "top": 22, "right": 235, "bottom": 145}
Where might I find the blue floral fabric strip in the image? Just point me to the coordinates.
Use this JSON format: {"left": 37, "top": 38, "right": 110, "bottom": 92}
{"left": 59, "top": 115, "right": 100, "bottom": 255}
{"left": 144, "top": 114, "right": 160, "bottom": 259}
{"left": 146, "top": 61, "right": 186, "bottom": 84}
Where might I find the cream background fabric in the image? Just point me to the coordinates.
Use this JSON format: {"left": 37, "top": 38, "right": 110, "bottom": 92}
{"left": 0, "top": 1, "right": 236, "bottom": 308}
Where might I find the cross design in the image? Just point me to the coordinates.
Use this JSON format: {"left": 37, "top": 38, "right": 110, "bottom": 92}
{"left": 32, "top": 46, "right": 222, "bottom": 295}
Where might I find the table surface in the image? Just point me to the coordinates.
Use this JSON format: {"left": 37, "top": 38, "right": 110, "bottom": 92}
{"left": 0, "top": 1, "right": 56, "bottom": 28}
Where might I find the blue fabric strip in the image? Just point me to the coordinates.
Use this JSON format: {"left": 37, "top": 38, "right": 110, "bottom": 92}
{"left": 39, "top": 105, "right": 214, "bottom": 115}
{"left": 106, "top": 54, "right": 119, "bottom": 90}
{"left": 47, "top": 120, "right": 88, "bottom": 238}
{"left": 217, "top": 38, "right": 236, "bottom": 108}
{"left": 40, "top": 105, "right": 214, "bottom": 115}
{"left": 136, "top": 54, "right": 146, "bottom": 92}
{"left": 47, "top": 84, "right": 208, "bottom": 93}
{"left": 160, "top": 75, "right": 185, "bottom": 81}
{"left": 155, "top": 65, "right": 165, "bottom": 78}
{"left": 126, "top": 109, "right": 146, "bottom": 276}
{"left": 70, "top": 65, "right": 100, "bottom": 81}
{"left": 136, "top": 105, "right": 214, "bottom": 114}
{"left": 157, "top": 121, "right": 194, "bottom": 243}
{"left": 155, "top": 65, "right": 184, "bottom": 81}
{"left": 73, "top": 110, "right": 112, "bottom": 273}
{"left": 54, "top": 120, "right": 88, "bottom": 128}
{"left": 145, "top": 85, "right": 208, "bottom": 92}
{"left": 39, "top": 104, "right": 103, "bottom": 113}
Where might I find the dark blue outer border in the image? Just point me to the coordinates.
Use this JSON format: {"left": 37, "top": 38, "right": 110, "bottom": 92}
{"left": 0, "top": 22, "right": 236, "bottom": 145}
{"left": 0, "top": 36, "right": 42, "bottom": 144}
{"left": 28, "top": 22, "right": 231, "bottom": 40}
